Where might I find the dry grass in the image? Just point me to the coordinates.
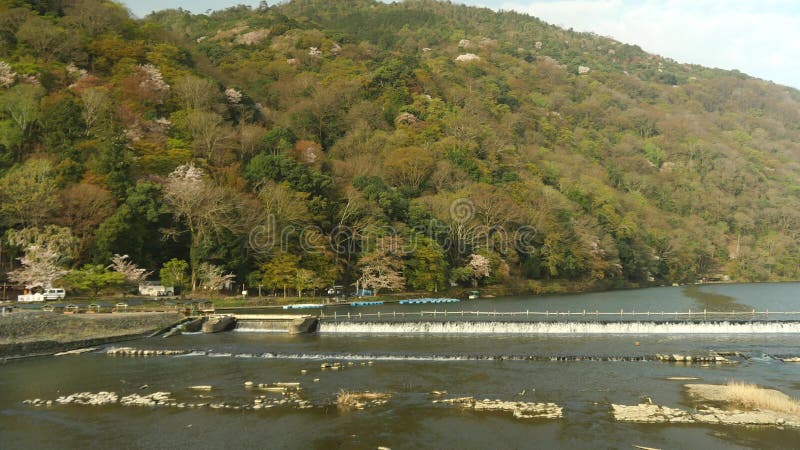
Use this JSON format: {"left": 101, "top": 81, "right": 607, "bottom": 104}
{"left": 336, "top": 390, "right": 391, "bottom": 411}
{"left": 723, "top": 381, "right": 800, "bottom": 414}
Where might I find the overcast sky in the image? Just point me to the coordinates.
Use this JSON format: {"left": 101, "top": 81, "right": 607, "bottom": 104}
{"left": 124, "top": 0, "right": 800, "bottom": 88}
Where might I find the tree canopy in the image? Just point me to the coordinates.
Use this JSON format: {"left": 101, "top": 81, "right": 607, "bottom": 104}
{"left": 1, "top": 0, "right": 800, "bottom": 297}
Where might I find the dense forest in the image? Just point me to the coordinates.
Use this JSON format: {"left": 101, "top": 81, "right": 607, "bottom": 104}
{"left": 1, "top": 0, "right": 800, "bottom": 298}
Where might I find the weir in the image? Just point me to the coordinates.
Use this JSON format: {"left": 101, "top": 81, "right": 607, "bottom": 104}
{"left": 318, "top": 320, "right": 800, "bottom": 334}
{"left": 231, "top": 314, "right": 319, "bottom": 334}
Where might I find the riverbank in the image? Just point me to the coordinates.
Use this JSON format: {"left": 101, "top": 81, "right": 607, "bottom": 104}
{"left": 0, "top": 311, "right": 182, "bottom": 359}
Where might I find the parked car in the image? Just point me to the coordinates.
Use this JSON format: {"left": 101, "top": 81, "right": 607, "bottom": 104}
{"left": 19, "top": 288, "right": 66, "bottom": 302}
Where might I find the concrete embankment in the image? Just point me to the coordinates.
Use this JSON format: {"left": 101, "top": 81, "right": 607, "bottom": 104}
{"left": 0, "top": 311, "right": 182, "bottom": 359}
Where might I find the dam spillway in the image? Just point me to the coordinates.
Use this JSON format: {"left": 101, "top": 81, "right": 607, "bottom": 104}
{"left": 318, "top": 320, "right": 800, "bottom": 334}
{"left": 231, "top": 314, "right": 320, "bottom": 334}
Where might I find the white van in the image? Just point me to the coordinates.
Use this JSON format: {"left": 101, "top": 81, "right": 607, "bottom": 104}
{"left": 42, "top": 288, "right": 66, "bottom": 300}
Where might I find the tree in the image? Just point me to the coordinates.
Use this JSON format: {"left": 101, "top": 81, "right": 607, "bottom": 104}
{"left": 6, "top": 225, "right": 78, "bottom": 264}
{"left": 8, "top": 245, "right": 69, "bottom": 290}
{"left": 55, "top": 183, "right": 115, "bottom": 261}
{"left": 0, "top": 84, "right": 44, "bottom": 158}
{"left": 5, "top": 226, "right": 77, "bottom": 289}
{"left": 260, "top": 252, "right": 299, "bottom": 298}
{"left": 258, "top": 181, "right": 313, "bottom": 228}
{"left": 197, "top": 262, "right": 235, "bottom": 292}
{"left": 358, "top": 236, "right": 406, "bottom": 295}
{"left": 94, "top": 181, "right": 164, "bottom": 268}
{"left": 244, "top": 153, "right": 332, "bottom": 197}
{"left": 258, "top": 127, "right": 296, "bottom": 155}
{"left": 40, "top": 95, "right": 85, "bottom": 153}
{"left": 406, "top": 236, "right": 447, "bottom": 292}
{"left": 16, "top": 16, "right": 65, "bottom": 60}
{"left": 96, "top": 136, "right": 133, "bottom": 199}
{"left": 63, "top": 0, "right": 130, "bottom": 37}
{"left": 108, "top": 254, "right": 151, "bottom": 295}
{"left": 160, "top": 258, "right": 189, "bottom": 298}
{"left": 453, "top": 253, "right": 490, "bottom": 288}
{"left": 63, "top": 264, "right": 124, "bottom": 300}
{"left": 294, "top": 268, "right": 322, "bottom": 297}
{"left": 238, "top": 124, "right": 265, "bottom": 161}
{"left": 173, "top": 75, "right": 219, "bottom": 111}
{"left": 0, "top": 159, "right": 60, "bottom": 228}
{"left": 0, "top": 61, "right": 16, "bottom": 88}
{"left": 384, "top": 146, "right": 436, "bottom": 195}
{"left": 80, "top": 87, "right": 111, "bottom": 135}
{"left": 184, "top": 110, "right": 231, "bottom": 163}
{"left": 162, "top": 164, "right": 237, "bottom": 290}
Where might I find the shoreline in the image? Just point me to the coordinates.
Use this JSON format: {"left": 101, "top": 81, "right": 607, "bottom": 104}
{"left": 1, "top": 332, "right": 161, "bottom": 362}
{"left": 3, "top": 280, "right": 795, "bottom": 310}
{"left": 0, "top": 311, "right": 183, "bottom": 361}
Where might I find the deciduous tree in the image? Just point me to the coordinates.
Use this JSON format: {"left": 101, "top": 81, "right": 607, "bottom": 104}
{"left": 63, "top": 264, "right": 125, "bottom": 299}
{"left": 0, "top": 159, "right": 60, "bottom": 228}
{"left": 197, "top": 262, "right": 235, "bottom": 292}
{"left": 358, "top": 236, "right": 406, "bottom": 294}
{"left": 108, "top": 254, "right": 151, "bottom": 295}
{"left": 8, "top": 244, "right": 69, "bottom": 290}
{"left": 159, "top": 258, "right": 189, "bottom": 298}
{"left": 260, "top": 252, "right": 299, "bottom": 298}
{"left": 163, "top": 164, "right": 236, "bottom": 290}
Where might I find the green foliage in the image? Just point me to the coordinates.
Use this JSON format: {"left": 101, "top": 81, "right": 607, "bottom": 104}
{"left": 1, "top": 0, "right": 799, "bottom": 294}
{"left": 0, "top": 83, "right": 44, "bottom": 158}
{"left": 258, "top": 127, "right": 296, "bottom": 155}
{"left": 259, "top": 252, "right": 300, "bottom": 297}
{"left": 94, "top": 182, "right": 166, "bottom": 269}
{"left": 244, "top": 153, "right": 332, "bottom": 218}
{"left": 40, "top": 95, "right": 85, "bottom": 154}
{"left": 159, "top": 258, "right": 189, "bottom": 296}
{"left": 63, "top": 264, "right": 125, "bottom": 299}
{"left": 405, "top": 236, "right": 447, "bottom": 292}
{"left": 352, "top": 176, "right": 408, "bottom": 222}
{"left": 96, "top": 136, "right": 133, "bottom": 199}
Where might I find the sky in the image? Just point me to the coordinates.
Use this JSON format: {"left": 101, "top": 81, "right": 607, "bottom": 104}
{"left": 123, "top": 0, "right": 800, "bottom": 89}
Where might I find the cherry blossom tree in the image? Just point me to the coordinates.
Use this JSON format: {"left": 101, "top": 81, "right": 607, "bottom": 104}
{"left": 468, "top": 253, "right": 491, "bottom": 279}
{"left": 108, "top": 254, "right": 151, "bottom": 294}
{"left": 197, "top": 263, "right": 235, "bottom": 292}
{"left": 163, "top": 164, "right": 233, "bottom": 290}
{"left": 452, "top": 253, "right": 491, "bottom": 288}
{"left": 358, "top": 236, "right": 406, "bottom": 295}
{"left": 8, "top": 245, "right": 69, "bottom": 290}
{"left": 0, "top": 61, "right": 17, "bottom": 88}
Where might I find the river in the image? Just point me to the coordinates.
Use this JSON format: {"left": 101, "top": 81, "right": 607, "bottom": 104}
{"left": 2, "top": 283, "right": 800, "bottom": 449}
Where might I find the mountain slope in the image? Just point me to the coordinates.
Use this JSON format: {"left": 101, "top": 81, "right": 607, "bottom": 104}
{"left": 1, "top": 0, "right": 799, "bottom": 295}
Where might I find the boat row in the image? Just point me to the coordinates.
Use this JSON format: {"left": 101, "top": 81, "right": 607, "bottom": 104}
{"left": 399, "top": 298, "right": 460, "bottom": 305}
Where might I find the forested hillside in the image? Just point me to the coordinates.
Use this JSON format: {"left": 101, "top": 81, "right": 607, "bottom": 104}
{"left": 1, "top": 0, "right": 800, "bottom": 297}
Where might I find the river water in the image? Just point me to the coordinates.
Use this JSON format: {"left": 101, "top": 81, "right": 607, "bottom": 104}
{"left": 2, "top": 283, "right": 800, "bottom": 449}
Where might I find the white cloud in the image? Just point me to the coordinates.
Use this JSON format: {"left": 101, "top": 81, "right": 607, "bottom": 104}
{"left": 500, "top": 0, "right": 800, "bottom": 88}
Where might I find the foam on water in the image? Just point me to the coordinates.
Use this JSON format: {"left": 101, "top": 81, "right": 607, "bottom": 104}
{"left": 319, "top": 320, "right": 800, "bottom": 334}
{"left": 147, "top": 350, "right": 800, "bottom": 363}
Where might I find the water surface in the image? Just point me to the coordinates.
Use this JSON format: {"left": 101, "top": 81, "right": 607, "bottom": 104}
{"left": 2, "top": 283, "right": 800, "bottom": 449}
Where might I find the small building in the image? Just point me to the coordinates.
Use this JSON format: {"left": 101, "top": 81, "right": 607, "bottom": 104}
{"left": 139, "top": 281, "right": 174, "bottom": 297}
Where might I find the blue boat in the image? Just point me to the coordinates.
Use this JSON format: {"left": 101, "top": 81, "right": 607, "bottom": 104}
{"left": 350, "top": 301, "right": 384, "bottom": 307}
{"left": 398, "top": 298, "right": 460, "bottom": 305}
